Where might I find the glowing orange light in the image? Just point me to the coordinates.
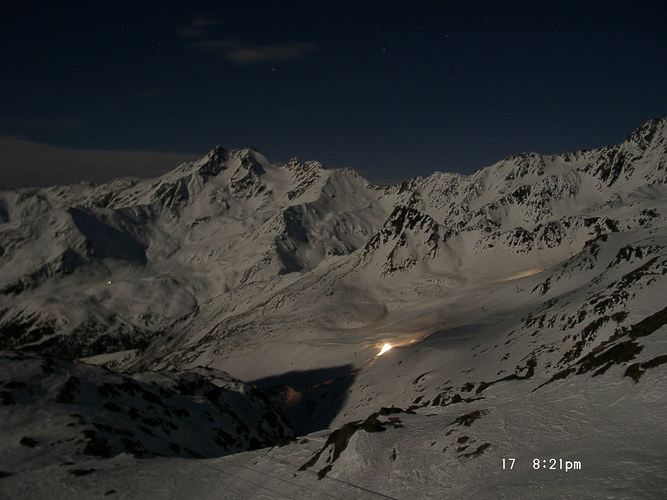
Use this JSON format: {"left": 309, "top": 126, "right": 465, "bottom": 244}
{"left": 377, "top": 343, "right": 393, "bottom": 356}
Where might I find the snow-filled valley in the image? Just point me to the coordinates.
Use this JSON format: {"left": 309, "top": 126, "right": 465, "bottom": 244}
{"left": 0, "top": 118, "right": 666, "bottom": 498}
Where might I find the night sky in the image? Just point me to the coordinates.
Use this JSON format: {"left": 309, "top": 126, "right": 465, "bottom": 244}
{"left": 1, "top": 1, "right": 665, "bottom": 187}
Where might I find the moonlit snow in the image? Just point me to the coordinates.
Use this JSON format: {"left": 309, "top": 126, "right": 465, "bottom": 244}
{"left": 0, "top": 119, "right": 665, "bottom": 498}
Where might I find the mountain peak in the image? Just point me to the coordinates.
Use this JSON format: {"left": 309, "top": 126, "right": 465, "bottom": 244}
{"left": 624, "top": 117, "right": 666, "bottom": 150}
{"left": 285, "top": 157, "right": 324, "bottom": 173}
{"left": 185, "top": 145, "right": 228, "bottom": 178}
{"left": 208, "top": 145, "right": 227, "bottom": 158}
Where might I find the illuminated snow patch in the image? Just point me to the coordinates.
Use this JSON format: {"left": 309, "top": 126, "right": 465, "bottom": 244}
{"left": 494, "top": 267, "right": 545, "bottom": 282}
{"left": 377, "top": 343, "right": 393, "bottom": 356}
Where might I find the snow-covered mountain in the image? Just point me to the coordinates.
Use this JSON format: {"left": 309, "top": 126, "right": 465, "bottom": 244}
{"left": 0, "top": 146, "right": 391, "bottom": 360}
{"left": 1, "top": 118, "right": 665, "bottom": 498}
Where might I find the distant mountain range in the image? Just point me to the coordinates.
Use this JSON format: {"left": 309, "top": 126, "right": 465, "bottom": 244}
{"left": 1, "top": 118, "right": 664, "bottom": 364}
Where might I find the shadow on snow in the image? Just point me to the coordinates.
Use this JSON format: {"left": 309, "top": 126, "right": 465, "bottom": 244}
{"left": 251, "top": 364, "right": 358, "bottom": 436}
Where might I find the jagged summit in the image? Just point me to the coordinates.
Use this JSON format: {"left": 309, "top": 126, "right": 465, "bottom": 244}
{"left": 624, "top": 116, "right": 666, "bottom": 150}
{"left": 192, "top": 145, "right": 227, "bottom": 177}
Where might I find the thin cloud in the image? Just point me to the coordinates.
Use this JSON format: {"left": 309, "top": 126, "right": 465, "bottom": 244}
{"left": 0, "top": 136, "right": 200, "bottom": 188}
{"left": 228, "top": 42, "right": 317, "bottom": 65}
{"left": 191, "top": 38, "right": 317, "bottom": 65}
{"left": 177, "top": 15, "right": 220, "bottom": 39}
